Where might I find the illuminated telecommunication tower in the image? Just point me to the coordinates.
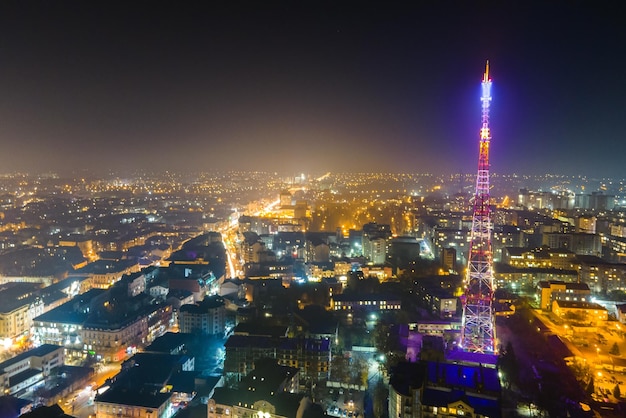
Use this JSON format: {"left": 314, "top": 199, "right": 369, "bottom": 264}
{"left": 460, "top": 61, "right": 496, "bottom": 354}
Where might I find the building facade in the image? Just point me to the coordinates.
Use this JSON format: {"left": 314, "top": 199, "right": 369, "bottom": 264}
{"left": 224, "top": 336, "right": 331, "bottom": 383}
{"left": 0, "top": 344, "right": 64, "bottom": 396}
{"left": 178, "top": 296, "right": 226, "bottom": 336}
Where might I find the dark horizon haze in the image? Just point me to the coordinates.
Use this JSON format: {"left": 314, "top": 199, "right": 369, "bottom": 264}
{"left": 0, "top": 2, "right": 625, "bottom": 177}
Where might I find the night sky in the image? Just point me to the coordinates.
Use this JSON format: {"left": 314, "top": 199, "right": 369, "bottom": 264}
{"left": 0, "top": 2, "right": 624, "bottom": 176}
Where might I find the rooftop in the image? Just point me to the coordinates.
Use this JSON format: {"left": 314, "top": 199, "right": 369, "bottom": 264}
{"left": 388, "top": 362, "right": 426, "bottom": 396}
{"left": 225, "top": 335, "right": 331, "bottom": 353}
{"left": 233, "top": 323, "right": 289, "bottom": 338}
{"left": 8, "top": 368, "right": 43, "bottom": 388}
{"left": 537, "top": 281, "right": 590, "bottom": 291}
{"left": 0, "top": 282, "right": 42, "bottom": 314}
{"left": 426, "top": 361, "right": 500, "bottom": 393}
{"left": 180, "top": 295, "right": 225, "bottom": 313}
{"left": 553, "top": 300, "right": 607, "bottom": 310}
{"left": 0, "top": 344, "right": 62, "bottom": 372}
{"left": 211, "top": 387, "right": 305, "bottom": 418}
{"left": 95, "top": 386, "right": 172, "bottom": 408}
{"left": 144, "top": 332, "right": 191, "bottom": 354}
{"left": 75, "top": 259, "right": 139, "bottom": 275}
{"left": 240, "top": 360, "right": 299, "bottom": 396}
{"left": 332, "top": 293, "right": 401, "bottom": 302}
{"left": 422, "top": 388, "right": 501, "bottom": 418}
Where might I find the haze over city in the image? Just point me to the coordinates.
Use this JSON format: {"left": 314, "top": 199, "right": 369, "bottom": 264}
{"left": 3, "top": 4, "right": 626, "bottom": 416}
{"left": 0, "top": 2, "right": 625, "bottom": 176}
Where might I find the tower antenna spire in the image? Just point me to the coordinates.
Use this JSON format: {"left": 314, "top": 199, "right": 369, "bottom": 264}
{"left": 484, "top": 60, "right": 490, "bottom": 82}
{"left": 460, "top": 61, "right": 496, "bottom": 354}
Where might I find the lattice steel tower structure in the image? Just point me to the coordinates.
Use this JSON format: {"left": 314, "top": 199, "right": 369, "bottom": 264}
{"left": 460, "top": 61, "right": 496, "bottom": 354}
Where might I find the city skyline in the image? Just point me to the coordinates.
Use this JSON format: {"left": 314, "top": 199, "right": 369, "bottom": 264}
{"left": 0, "top": 2, "right": 625, "bottom": 176}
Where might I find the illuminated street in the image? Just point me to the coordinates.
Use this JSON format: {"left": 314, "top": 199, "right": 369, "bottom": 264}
{"left": 0, "top": 3, "right": 625, "bottom": 418}
{"left": 61, "top": 361, "right": 121, "bottom": 418}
